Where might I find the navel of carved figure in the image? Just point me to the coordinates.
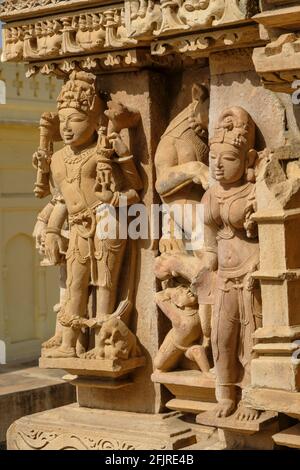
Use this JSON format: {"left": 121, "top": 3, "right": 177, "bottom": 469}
{"left": 201, "top": 106, "right": 262, "bottom": 421}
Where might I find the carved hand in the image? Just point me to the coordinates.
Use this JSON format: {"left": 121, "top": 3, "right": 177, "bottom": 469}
{"left": 33, "top": 220, "right": 47, "bottom": 253}
{"left": 32, "top": 149, "right": 51, "bottom": 173}
{"left": 196, "top": 252, "right": 218, "bottom": 276}
{"left": 45, "top": 233, "right": 65, "bottom": 265}
{"left": 190, "top": 162, "right": 209, "bottom": 190}
{"left": 108, "top": 132, "right": 130, "bottom": 158}
{"left": 154, "top": 253, "right": 180, "bottom": 280}
{"left": 95, "top": 189, "right": 114, "bottom": 204}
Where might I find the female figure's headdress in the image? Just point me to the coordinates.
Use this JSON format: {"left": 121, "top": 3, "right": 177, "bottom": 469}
{"left": 210, "top": 107, "right": 255, "bottom": 152}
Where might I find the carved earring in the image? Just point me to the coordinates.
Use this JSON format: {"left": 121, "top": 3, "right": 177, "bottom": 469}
{"left": 245, "top": 149, "right": 258, "bottom": 182}
{"left": 246, "top": 167, "right": 255, "bottom": 183}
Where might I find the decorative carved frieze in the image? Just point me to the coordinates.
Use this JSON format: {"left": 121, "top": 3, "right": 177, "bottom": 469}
{"left": 152, "top": 25, "right": 262, "bottom": 58}
{"left": 0, "top": 0, "right": 118, "bottom": 20}
{"left": 2, "top": 7, "right": 136, "bottom": 63}
{"left": 1, "top": 0, "right": 259, "bottom": 25}
{"left": 24, "top": 48, "right": 195, "bottom": 78}
{"left": 7, "top": 406, "right": 196, "bottom": 450}
{"left": 1, "top": 1, "right": 260, "bottom": 68}
{"left": 125, "top": 0, "right": 257, "bottom": 41}
{"left": 10, "top": 426, "right": 139, "bottom": 450}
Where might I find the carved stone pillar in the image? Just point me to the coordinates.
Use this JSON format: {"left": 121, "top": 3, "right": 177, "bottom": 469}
{"left": 244, "top": 150, "right": 300, "bottom": 418}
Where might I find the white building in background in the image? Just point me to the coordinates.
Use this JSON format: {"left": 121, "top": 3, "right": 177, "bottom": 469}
{"left": 0, "top": 56, "right": 62, "bottom": 363}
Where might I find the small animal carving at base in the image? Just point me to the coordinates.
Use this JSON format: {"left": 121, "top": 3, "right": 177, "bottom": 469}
{"left": 86, "top": 318, "right": 142, "bottom": 361}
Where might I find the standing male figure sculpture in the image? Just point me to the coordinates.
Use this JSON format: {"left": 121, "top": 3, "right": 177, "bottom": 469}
{"left": 42, "top": 71, "right": 142, "bottom": 359}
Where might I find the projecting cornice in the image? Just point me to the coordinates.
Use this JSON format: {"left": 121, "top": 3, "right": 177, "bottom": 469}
{"left": 252, "top": 2, "right": 300, "bottom": 93}
{"left": 0, "top": 1, "right": 262, "bottom": 75}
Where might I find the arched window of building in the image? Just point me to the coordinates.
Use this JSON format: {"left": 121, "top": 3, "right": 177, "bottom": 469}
{"left": 0, "top": 79, "right": 6, "bottom": 104}
{"left": 0, "top": 341, "right": 6, "bottom": 364}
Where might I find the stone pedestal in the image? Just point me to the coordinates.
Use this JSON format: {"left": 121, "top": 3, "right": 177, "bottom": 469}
{"left": 152, "top": 370, "right": 216, "bottom": 414}
{"left": 7, "top": 404, "right": 196, "bottom": 450}
{"left": 197, "top": 410, "right": 279, "bottom": 450}
{"left": 273, "top": 423, "right": 300, "bottom": 449}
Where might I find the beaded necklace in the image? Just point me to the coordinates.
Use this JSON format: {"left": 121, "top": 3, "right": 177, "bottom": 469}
{"left": 63, "top": 145, "right": 95, "bottom": 184}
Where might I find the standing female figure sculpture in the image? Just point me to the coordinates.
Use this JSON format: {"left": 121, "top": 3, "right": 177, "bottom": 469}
{"left": 201, "top": 107, "right": 262, "bottom": 420}
{"left": 43, "top": 71, "right": 142, "bottom": 359}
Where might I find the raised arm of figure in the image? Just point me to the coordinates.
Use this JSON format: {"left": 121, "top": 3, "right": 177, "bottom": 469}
{"left": 155, "top": 291, "right": 186, "bottom": 327}
{"left": 155, "top": 137, "right": 209, "bottom": 197}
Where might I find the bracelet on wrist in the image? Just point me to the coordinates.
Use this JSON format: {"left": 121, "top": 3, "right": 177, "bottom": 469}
{"left": 37, "top": 216, "right": 48, "bottom": 224}
{"left": 46, "top": 227, "right": 61, "bottom": 235}
{"left": 111, "top": 192, "right": 120, "bottom": 207}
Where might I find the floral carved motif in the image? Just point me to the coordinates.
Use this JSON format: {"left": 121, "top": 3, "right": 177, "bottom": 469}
{"left": 11, "top": 426, "right": 139, "bottom": 450}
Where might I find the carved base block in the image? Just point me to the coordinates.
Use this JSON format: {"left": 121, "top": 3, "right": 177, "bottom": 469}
{"left": 196, "top": 409, "right": 278, "bottom": 435}
{"left": 40, "top": 357, "right": 146, "bottom": 379}
{"left": 196, "top": 410, "right": 279, "bottom": 450}
{"left": 7, "top": 404, "right": 196, "bottom": 450}
{"left": 251, "top": 357, "right": 300, "bottom": 392}
{"left": 272, "top": 424, "right": 300, "bottom": 449}
{"left": 217, "top": 425, "right": 279, "bottom": 450}
{"left": 243, "top": 387, "right": 300, "bottom": 419}
{"left": 151, "top": 370, "right": 216, "bottom": 414}
{"left": 62, "top": 374, "right": 133, "bottom": 390}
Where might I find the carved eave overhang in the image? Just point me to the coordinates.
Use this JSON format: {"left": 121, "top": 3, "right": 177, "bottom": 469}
{"left": 0, "top": 1, "right": 263, "bottom": 76}
{"left": 253, "top": 2, "right": 300, "bottom": 93}
{"left": 255, "top": 4, "right": 300, "bottom": 30}
{"left": 0, "top": 0, "right": 119, "bottom": 21}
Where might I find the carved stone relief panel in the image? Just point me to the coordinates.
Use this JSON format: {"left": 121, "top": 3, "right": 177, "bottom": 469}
{"left": 0, "top": 0, "right": 119, "bottom": 20}
{"left": 2, "top": 6, "right": 135, "bottom": 62}
{"left": 1, "top": 1, "right": 260, "bottom": 67}
{"left": 126, "top": 0, "right": 258, "bottom": 40}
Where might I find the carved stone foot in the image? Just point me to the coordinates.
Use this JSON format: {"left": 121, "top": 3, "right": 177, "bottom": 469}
{"left": 42, "top": 346, "right": 76, "bottom": 359}
{"left": 42, "top": 335, "right": 62, "bottom": 350}
{"left": 84, "top": 348, "right": 105, "bottom": 360}
{"left": 236, "top": 404, "right": 260, "bottom": 422}
{"left": 215, "top": 399, "right": 236, "bottom": 418}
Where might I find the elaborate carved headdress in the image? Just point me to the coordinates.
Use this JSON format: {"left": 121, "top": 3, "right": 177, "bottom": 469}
{"left": 57, "top": 71, "right": 102, "bottom": 115}
{"left": 210, "top": 107, "right": 255, "bottom": 152}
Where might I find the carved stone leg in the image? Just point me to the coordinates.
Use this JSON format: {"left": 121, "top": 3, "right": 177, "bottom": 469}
{"left": 212, "top": 286, "right": 240, "bottom": 417}
{"left": 42, "top": 247, "right": 91, "bottom": 358}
